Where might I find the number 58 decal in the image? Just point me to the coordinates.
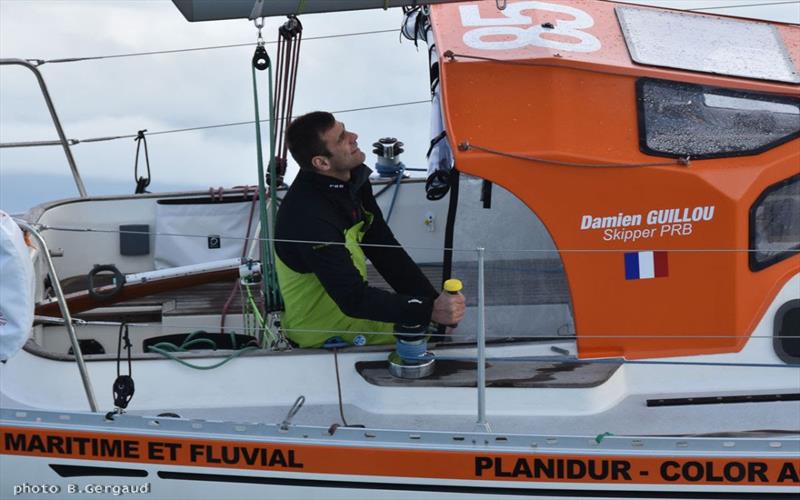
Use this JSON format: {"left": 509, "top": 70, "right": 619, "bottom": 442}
{"left": 459, "top": 1, "right": 601, "bottom": 52}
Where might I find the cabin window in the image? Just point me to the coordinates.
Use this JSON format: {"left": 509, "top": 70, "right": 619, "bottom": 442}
{"left": 636, "top": 78, "right": 800, "bottom": 159}
{"left": 447, "top": 175, "right": 574, "bottom": 342}
{"left": 749, "top": 174, "right": 800, "bottom": 271}
{"left": 773, "top": 300, "right": 800, "bottom": 364}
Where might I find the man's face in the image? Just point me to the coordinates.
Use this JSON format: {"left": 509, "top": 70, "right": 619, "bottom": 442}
{"left": 313, "top": 121, "right": 365, "bottom": 180}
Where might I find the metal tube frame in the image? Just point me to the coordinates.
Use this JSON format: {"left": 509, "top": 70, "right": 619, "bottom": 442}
{"left": 0, "top": 59, "right": 87, "bottom": 197}
{"left": 475, "top": 246, "right": 491, "bottom": 432}
{"left": 15, "top": 220, "right": 98, "bottom": 412}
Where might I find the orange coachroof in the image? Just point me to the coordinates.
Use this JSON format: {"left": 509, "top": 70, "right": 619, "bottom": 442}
{"left": 431, "top": 1, "right": 800, "bottom": 359}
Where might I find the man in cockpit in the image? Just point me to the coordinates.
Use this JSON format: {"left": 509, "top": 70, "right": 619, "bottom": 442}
{"left": 274, "top": 111, "right": 465, "bottom": 348}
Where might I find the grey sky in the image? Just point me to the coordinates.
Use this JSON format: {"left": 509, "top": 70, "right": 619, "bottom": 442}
{"left": 1, "top": 0, "right": 798, "bottom": 212}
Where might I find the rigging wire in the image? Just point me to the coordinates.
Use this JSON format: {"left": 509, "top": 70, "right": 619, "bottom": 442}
{"left": 122, "top": 100, "right": 429, "bottom": 138}
{"left": 33, "top": 318, "right": 800, "bottom": 340}
{"left": 29, "top": 28, "right": 400, "bottom": 66}
{"left": 36, "top": 223, "right": 794, "bottom": 254}
{"left": 29, "top": 316, "right": 800, "bottom": 369}
{"left": 19, "top": 1, "right": 796, "bottom": 68}
{"left": 0, "top": 100, "right": 430, "bottom": 149}
{"left": 6, "top": 1, "right": 792, "bottom": 149}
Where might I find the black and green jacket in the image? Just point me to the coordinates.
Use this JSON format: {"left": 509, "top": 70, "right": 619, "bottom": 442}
{"left": 274, "top": 165, "right": 438, "bottom": 348}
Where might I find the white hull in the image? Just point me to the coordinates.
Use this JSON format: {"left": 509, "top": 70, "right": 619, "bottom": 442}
{"left": 2, "top": 181, "right": 799, "bottom": 498}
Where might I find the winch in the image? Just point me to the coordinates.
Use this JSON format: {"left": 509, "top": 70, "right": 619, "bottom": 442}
{"left": 372, "top": 137, "right": 405, "bottom": 177}
{"left": 389, "top": 279, "right": 462, "bottom": 379}
{"left": 388, "top": 336, "right": 435, "bottom": 379}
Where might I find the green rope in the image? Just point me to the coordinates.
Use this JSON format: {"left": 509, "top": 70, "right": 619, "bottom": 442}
{"left": 245, "top": 285, "right": 266, "bottom": 327}
{"left": 148, "top": 345, "right": 259, "bottom": 370}
{"left": 251, "top": 60, "right": 283, "bottom": 312}
{"left": 244, "top": 283, "right": 279, "bottom": 348}
{"left": 252, "top": 64, "right": 272, "bottom": 311}
{"left": 266, "top": 60, "right": 282, "bottom": 310}
{"left": 147, "top": 330, "right": 259, "bottom": 370}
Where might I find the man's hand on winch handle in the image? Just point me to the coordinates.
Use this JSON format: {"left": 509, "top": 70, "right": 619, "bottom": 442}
{"left": 431, "top": 291, "right": 465, "bottom": 326}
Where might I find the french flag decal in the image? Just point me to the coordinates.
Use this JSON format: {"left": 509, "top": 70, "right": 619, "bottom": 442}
{"left": 624, "top": 251, "right": 668, "bottom": 280}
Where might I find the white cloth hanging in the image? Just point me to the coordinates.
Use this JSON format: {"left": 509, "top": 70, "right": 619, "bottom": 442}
{"left": 0, "top": 211, "right": 35, "bottom": 361}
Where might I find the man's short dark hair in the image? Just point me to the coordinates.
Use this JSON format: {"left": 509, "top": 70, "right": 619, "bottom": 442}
{"left": 286, "top": 111, "right": 335, "bottom": 170}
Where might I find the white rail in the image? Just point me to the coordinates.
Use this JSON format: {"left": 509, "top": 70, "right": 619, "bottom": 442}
{"left": 15, "top": 220, "right": 97, "bottom": 411}
{"left": 0, "top": 59, "right": 86, "bottom": 197}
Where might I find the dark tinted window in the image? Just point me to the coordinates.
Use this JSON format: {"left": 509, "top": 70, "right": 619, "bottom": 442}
{"left": 749, "top": 174, "right": 800, "bottom": 271}
{"left": 774, "top": 300, "right": 800, "bottom": 364}
{"left": 637, "top": 78, "right": 800, "bottom": 159}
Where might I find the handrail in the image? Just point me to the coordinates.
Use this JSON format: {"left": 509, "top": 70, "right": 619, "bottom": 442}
{"left": 0, "top": 59, "right": 87, "bottom": 197}
{"left": 15, "top": 219, "right": 98, "bottom": 411}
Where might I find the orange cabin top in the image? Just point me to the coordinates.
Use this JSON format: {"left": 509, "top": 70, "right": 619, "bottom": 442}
{"left": 430, "top": 0, "right": 800, "bottom": 359}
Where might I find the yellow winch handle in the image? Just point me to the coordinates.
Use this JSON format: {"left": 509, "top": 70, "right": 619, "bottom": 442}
{"left": 443, "top": 278, "right": 463, "bottom": 294}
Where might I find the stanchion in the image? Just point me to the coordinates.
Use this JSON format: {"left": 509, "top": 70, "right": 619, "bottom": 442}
{"left": 476, "top": 246, "right": 490, "bottom": 432}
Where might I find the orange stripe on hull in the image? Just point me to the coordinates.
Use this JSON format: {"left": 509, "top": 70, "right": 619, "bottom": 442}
{"left": 2, "top": 426, "right": 798, "bottom": 486}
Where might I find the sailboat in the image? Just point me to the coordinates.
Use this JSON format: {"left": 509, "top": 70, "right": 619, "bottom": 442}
{"left": 1, "top": 0, "right": 798, "bottom": 498}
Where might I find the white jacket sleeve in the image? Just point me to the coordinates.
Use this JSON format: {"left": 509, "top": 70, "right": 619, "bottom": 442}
{"left": 0, "top": 211, "right": 35, "bottom": 362}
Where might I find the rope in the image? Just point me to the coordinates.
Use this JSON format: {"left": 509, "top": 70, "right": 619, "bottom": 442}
{"left": 116, "top": 323, "right": 133, "bottom": 379}
{"left": 273, "top": 16, "right": 303, "bottom": 186}
{"left": 146, "top": 330, "right": 259, "bottom": 370}
{"left": 249, "top": 29, "right": 285, "bottom": 313}
{"left": 265, "top": 53, "right": 282, "bottom": 312}
{"left": 396, "top": 339, "right": 428, "bottom": 361}
{"left": 333, "top": 348, "right": 350, "bottom": 426}
{"left": 147, "top": 344, "right": 259, "bottom": 369}
{"left": 245, "top": 283, "right": 279, "bottom": 348}
{"left": 459, "top": 142, "right": 689, "bottom": 169}
{"left": 251, "top": 52, "right": 282, "bottom": 313}
{"left": 270, "top": 16, "right": 303, "bottom": 183}
{"left": 133, "top": 129, "right": 151, "bottom": 194}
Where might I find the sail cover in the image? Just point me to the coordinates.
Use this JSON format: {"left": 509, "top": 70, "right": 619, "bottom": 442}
{"left": 0, "top": 212, "right": 35, "bottom": 361}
